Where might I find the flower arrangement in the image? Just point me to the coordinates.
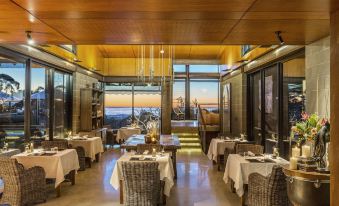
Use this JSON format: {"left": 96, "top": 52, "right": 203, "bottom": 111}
{"left": 291, "top": 112, "right": 329, "bottom": 144}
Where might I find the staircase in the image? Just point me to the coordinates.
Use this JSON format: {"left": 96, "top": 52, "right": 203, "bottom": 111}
{"left": 171, "top": 120, "right": 201, "bottom": 150}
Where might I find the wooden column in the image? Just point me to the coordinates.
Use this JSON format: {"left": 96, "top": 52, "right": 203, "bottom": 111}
{"left": 330, "top": 10, "right": 339, "bottom": 205}
{"left": 161, "top": 79, "right": 172, "bottom": 134}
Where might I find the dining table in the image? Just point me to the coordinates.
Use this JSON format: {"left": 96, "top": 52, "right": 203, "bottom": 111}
{"left": 116, "top": 127, "right": 142, "bottom": 143}
{"left": 207, "top": 138, "right": 248, "bottom": 170}
{"left": 110, "top": 152, "right": 175, "bottom": 204}
{"left": 12, "top": 149, "right": 80, "bottom": 197}
{"left": 0, "top": 148, "right": 21, "bottom": 157}
{"left": 121, "top": 134, "right": 181, "bottom": 178}
{"left": 223, "top": 154, "right": 289, "bottom": 204}
{"left": 67, "top": 136, "right": 104, "bottom": 163}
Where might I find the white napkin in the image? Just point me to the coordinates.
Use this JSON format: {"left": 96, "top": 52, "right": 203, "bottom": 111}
{"left": 247, "top": 151, "right": 255, "bottom": 157}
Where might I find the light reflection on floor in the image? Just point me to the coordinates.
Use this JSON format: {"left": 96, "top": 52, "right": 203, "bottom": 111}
{"left": 39, "top": 148, "right": 240, "bottom": 206}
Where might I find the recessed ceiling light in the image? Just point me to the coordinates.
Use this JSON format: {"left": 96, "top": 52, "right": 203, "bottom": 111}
{"left": 29, "top": 15, "right": 35, "bottom": 23}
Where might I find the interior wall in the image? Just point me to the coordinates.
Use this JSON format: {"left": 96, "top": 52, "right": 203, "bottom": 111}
{"left": 221, "top": 72, "right": 247, "bottom": 136}
{"left": 103, "top": 58, "right": 172, "bottom": 76}
{"left": 72, "top": 72, "right": 98, "bottom": 133}
{"left": 305, "top": 36, "right": 330, "bottom": 118}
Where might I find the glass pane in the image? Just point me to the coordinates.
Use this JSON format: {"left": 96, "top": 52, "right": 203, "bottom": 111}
{"left": 264, "top": 65, "right": 279, "bottom": 153}
{"left": 173, "top": 65, "right": 186, "bottom": 73}
{"left": 222, "top": 83, "right": 231, "bottom": 134}
{"left": 63, "top": 74, "right": 72, "bottom": 131}
{"left": 104, "top": 83, "right": 132, "bottom": 129}
{"left": 31, "top": 63, "right": 49, "bottom": 139}
{"left": 251, "top": 72, "right": 262, "bottom": 145}
{"left": 0, "top": 56, "right": 25, "bottom": 149}
{"left": 190, "top": 80, "right": 219, "bottom": 119}
{"left": 134, "top": 84, "right": 161, "bottom": 133}
{"left": 282, "top": 57, "right": 306, "bottom": 157}
{"left": 172, "top": 80, "right": 185, "bottom": 120}
{"left": 54, "top": 72, "right": 65, "bottom": 138}
{"left": 189, "top": 65, "right": 219, "bottom": 73}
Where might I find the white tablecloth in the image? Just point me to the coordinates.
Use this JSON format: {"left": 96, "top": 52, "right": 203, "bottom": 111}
{"left": 207, "top": 139, "right": 239, "bottom": 161}
{"left": 12, "top": 149, "right": 80, "bottom": 187}
{"left": 68, "top": 137, "right": 103, "bottom": 160}
{"left": 110, "top": 152, "right": 175, "bottom": 197}
{"left": 0, "top": 149, "right": 21, "bottom": 157}
{"left": 117, "top": 127, "right": 141, "bottom": 142}
{"left": 223, "top": 154, "right": 289, "bottom": 196}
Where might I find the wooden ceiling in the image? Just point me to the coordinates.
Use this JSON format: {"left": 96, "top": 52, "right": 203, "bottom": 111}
{"left": 97, "top": 45, "right": 225, "bottom": 59}
{"left": 0, "top": 0, "right": 334, "bottom": 44}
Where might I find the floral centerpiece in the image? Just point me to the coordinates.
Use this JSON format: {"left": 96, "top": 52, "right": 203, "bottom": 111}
{"left": 290, "top": 112, "right": 330, "bottom": 169}
{"left": 146, "top": 120, "right": 160, "bottom": 143}
{"left": 291, "top": 112, "right": 328, "bottom": 145}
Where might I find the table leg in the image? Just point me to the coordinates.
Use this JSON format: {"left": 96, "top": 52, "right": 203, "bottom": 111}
{"left": 119, "top": 180, "right": 124, "bottom": 204}
{"left": 69, "top": 170, "right": 76, "bottom": 185}
{"left": 95, "top": 153, "right": 100, "bottom": 162}
{"left": 86, "top": 157, "right": 92, "bottom": 168}
{"left": 172, "top": 150, "right": 177, "bottom": 179}
{"left": 217, "top": 155, "right": 220, "bottom": 171}
{"left": 56, "top": 184, "right": 61, "bottom": 197}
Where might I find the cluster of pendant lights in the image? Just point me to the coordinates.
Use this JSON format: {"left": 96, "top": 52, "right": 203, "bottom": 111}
{"left": 136, "top": 45, "right": 175, "bottom": 84}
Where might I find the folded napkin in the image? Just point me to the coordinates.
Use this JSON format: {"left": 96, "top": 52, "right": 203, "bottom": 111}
{"left": 247, "top": 151, "right": 255, "bottom": 157}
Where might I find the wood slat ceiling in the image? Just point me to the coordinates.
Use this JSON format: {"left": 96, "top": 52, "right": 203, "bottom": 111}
{"left": 0, "top": 0, "right": 334, "bottom": 44}
{"left": 97, "top": 45, "right": 225, "bottom": 59}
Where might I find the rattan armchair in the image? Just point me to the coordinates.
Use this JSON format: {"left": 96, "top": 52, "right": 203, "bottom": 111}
{"left": 68, "top": 145, "right": 86, "bottom": 171}
{"left": 223, "top": 141, "right": 256, "bottom": 169}
{"left": 136, "top": 144, "right": 162, "bottom": 154}
{"left": 248, "top": 166, "right": 290, "bottom": 206}
{"left": 41, "top": 140, "right": 69, "bottom": 150}
{"left": 122, "top": 161, "right": 162, "bottom": 206}
{"left": 0, "top": 157, "right": 47, "bottom": 206}
{"left": 235, "top": 143, "right": 264, "bottom": 155}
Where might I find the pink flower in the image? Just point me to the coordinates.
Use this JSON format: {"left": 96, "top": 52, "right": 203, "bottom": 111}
{"left": 301, "top": 112, "right": 310, "bottom": 120}
{"left": 320, "top": 118, "right": 328, "bottom": 126}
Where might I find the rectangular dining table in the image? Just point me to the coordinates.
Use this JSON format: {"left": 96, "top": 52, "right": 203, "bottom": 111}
{"left": 0, "top": 148, "right": 21, "bottom": 157}
{"left": 110, "top": 152, "right": 175, "bottom": 204}
{"left": 207, "top": 138, "right": 248, "bottom": 170}
{"left": 67, "top": 136, "right": 104, "bottom": 163}
{"left": 121, "top": 134, "right": 181, "bottom": 178}
{"left": 12, "top": 149, "right": 80, "bottom": 197}
{"left": 116, "top": 127, "right": 141, "bottom": 143}
{"left": 223, "top": 154, "right": 289, "bottom": 205}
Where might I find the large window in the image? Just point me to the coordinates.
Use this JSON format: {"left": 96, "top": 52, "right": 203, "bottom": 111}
{"left": 190, "top": 80, "right": 219, "bottom": 119}
{"left": 172, "top": 64, "right": 220, "bottom": 120}
{"left": 0, "top": 56, "right": 26, "bottom": 148}
{"left": 31, "top": 63, "right": 49, "bottom": 137}
{"left": 104, "top": 83, "right": 161, "bottom": 132}
{"left": 104, "top": 83, "right": 133, "bottom": 129}
{"left": 172, "top": 80, "right": 185, "bottom": 120}
{"left": 53, "top": 71, "right": 72, "bottom": 138}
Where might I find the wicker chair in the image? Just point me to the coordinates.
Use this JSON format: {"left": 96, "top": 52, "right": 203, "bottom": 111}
{"left": 223, "top": 141, "right": 255, "bottom": 169}
{"left": 69, "top": 145, "right": 86, "bottom": 171}
{"left": 248, "top": 166, "right": 290, "bottom": 206}
{"left": 136, "top": 144, "right": 162, "bottom": 154}
{"left": 41, "top": 140, "right": 69, "bottom": 150}
{"left": 0, "top": 157, "right": 47, "bottom": 206}
{"left": 235, "top": 144, "right": 264, "bottom": 155}
{"left": 122, "top": 162, "right": 161, "bottom": 206}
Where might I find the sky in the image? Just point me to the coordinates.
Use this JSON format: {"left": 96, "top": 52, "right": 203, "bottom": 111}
{"left": 0, "top": 65, "right": 46, "bottom": 92}
{"left": 105, "top": 93, "right": 161, "bottom": 107}
{"left": 173, "top": 81, "right": 219, "bottom": 107}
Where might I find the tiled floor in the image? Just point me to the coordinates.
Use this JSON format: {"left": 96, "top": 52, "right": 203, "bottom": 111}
{"left": 40, "top": 148, "right": 240, "bottom": 206}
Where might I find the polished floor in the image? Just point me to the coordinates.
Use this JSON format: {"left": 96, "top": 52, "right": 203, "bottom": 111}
{"left": 40, "top": 148, "right": 240, "bottom": 206}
